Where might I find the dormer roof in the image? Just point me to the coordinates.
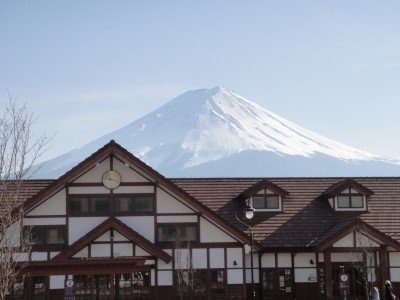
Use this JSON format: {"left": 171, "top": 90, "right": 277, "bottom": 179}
{"left": 237, "top": 179, "right": 289, "bottom": 200}
{"left": 319, "top": 179, "right": 374, "bottom": 200}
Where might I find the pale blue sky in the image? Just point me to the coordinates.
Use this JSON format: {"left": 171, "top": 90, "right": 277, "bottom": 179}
{"left": 1, "top": 1, "right": 400, "bottom": 161}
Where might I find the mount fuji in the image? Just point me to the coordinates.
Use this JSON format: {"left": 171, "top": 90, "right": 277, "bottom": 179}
{"left": 33, "top": 86, "right": 400, "bottom": 178}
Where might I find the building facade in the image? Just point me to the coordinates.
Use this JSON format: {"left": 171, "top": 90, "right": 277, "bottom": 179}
{"left": 4, "top": 140, "right": 400, "bottom": 299}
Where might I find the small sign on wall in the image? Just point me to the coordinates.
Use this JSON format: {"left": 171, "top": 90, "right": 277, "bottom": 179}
{"left": 308, "top": 275, "right": 317, "bottom": 282}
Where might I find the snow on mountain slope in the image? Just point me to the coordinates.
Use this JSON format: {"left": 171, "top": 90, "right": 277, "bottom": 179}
{"left": 33, "top": 86, "right": 400, "bottom": 178}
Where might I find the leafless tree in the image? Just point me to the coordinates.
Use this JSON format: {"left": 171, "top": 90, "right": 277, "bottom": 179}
{"left": 0, "top": 95, "right": 49, "bottom": 299}
{"left": 347, "top": 230, "right": 380, "bottom": 300}
{"left": 174, "top": 234, "right": 197, "bottom": 300}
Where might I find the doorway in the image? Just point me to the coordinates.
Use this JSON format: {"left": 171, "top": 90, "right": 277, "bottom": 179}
{"left": 332, "top": 264, "right": 366, "bottom": 300}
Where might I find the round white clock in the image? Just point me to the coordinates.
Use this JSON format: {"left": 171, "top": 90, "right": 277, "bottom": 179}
{"left": 102, "top": 170, "right": 121, "bottom": 189}
{"left": 66, "top": 279, "right": 74, "bottom": 288}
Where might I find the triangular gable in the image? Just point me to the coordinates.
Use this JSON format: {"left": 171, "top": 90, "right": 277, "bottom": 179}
{"left": 237, "top": 179, "right": 289, "bottom": 201}
{"left": 320, "top": 179, "right": 374, "bottom": 200}
{"left": 53, "top": 217, "right": 172, "bottom": 263}
{"left": 313, "top": 218, "right": 400, "bottom": 251}
{"left": 19, "top": 140, "right": 259, "bottom": 250}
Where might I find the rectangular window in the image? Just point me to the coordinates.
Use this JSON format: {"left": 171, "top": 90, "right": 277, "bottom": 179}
{"left": 114, "top": 195, "right": 153, "bottom": 213}
{"left": 158, "top": 224, "right": 197, "bottom": 242}
{"left": 69, "top": 196, "right": 109, "bottom": 216}
{"left": 252, "top": 195, "right": 280, "bottom": 210}
{"left": 337, "top": 195, "right": 364, "bottom": 209}
{"left": 211, "top": 270, "right": 225, "bottom": 297}
{"left": 28, "top": 226, "right": 66, "bottom": 246}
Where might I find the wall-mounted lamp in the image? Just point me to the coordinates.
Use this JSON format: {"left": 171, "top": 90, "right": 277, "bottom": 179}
{"left": 309, "top": 259, "right": 314, "bottom": 265}
{"left": 110, "top": 229, "right": 114, "bottom": 240}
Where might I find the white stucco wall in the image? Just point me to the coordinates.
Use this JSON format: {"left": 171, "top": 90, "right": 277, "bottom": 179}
{"left": 261, "top": 253, "right": 275, "bottom": 268}
{"left": 73, "top": 158, "right": 109, "bottom": 183}
{"left": 156, "top": 188, "right": 194, "bottom": 214}
{"left": 192, "top": 248, "right": 207, "bottom": 269}
{"left": 200, "top": 217, "right": 236, "bottom": 243}
{"left": 227, "top": 269, "right": 243, "bottom": 284}
{"left": 113, "top": 158, "right": 150, "bottom": 183}
{"left": 117, "top": 216, "right": 154, "bottom": 242}
{"left": 227, "top": 248, "right": 243, "bottom": 268}
{"left": 209, "top": 248, "right": 225, "bottom": 268}
{"left": 24, "top": 217, "right": 66, "bottom": 226}
{"left": 294, "top": 268, "right": 317, "bottom": 283}
{"left": 294, "top": 253, "right": 316, "bottom": 267}
{"left": 69, "top": 217, "right": 108, "bottom": 244}
{"left": 333, "top": 233, "right": 354, "bottom": 247}
{"left": 50, "top": 275, "right": 65, "bottom": 289}
{"left": 114, "top": 243, "right": 133, "bottom": 257}
{"left": 390, "top": 252, "right": 400, "bottom": 267}
{"left": 277, "top": 253, "right": 292, "bottom": 268}
{"left": 158, "top": 270, "right": 173, "bottom": 286}
{"left": 27, "top": 189, "right": 66, "bottom": 216}
{"left": 157, "top": 215, "right": 197, "bottom": 223}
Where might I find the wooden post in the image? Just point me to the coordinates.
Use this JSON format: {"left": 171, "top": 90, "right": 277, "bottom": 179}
{"left": 324, "top": 250, "right": 333, "bottom": 300}
{"left": 379, "top": 246, "right": 389, "bottom": 289}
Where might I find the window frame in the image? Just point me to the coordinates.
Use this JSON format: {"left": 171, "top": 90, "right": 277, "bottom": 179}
{"left": 250, "top": 190, "right": 282, "bottom": 212}
{"left": 68, "top": 193, "right": 155, "bottom": 216}
{"left": 113, "top": 193, "right": 155, "bottom": 216}
{"left": 156, "top": 223, "right": 199, "bottom": 244}
{"left": 335, "top": 189, "right": 366, "bottom": 211}
{"left": 24, "top": 225, "right": 67, "bottom": 250}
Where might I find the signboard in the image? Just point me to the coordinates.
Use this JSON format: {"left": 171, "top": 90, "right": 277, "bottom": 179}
{"left": 64, "top": 278, "right": 75, "bottom": 300}
{"left": 339, "top": 273, "right": 350, "bottom": 298}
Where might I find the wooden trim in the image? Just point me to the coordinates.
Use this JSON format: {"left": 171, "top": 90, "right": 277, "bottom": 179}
{"left": 53, "top": 217, "right": 172, "bottom": 263}
{"left": 68, "top": 182, "right": 154, "bottom": 187}
{"left": 324, "top": 250, "right": 333, "bottom": 300}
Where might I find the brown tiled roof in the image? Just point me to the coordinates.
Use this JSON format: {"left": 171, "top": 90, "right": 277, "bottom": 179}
{"left": 5, "top": 176, "right": 400, "bottom": 251}
{"left": 171, "top": 177, "right": 400, "bottom": 249}
{"left": 0, "top": 180, "right": 54, "bottom": 217}
{"left": 319, "top": 179, "right": 374, "bottom": 200}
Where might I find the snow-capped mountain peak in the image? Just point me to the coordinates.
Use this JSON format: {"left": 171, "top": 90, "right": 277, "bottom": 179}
{"left": 33, "top": 87, "right": 400, "bottom": 178}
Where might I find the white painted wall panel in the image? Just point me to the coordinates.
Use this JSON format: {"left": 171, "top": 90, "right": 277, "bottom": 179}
{"left": 69, "top": 186, "right": 109, "bottom": 194}
{"left": 24, "top": 218, "right": 66, "bottom": 226}
{"left": 355, "top": 232, "right": 379, "bottom": 247}
{"left": 390, "top": 253, "right": 400, "bottom": 267}
{"left": 245, "top": 269, "right": 259, "bottom": 283}
{"left": 261, "top": 253, "right": 275, "bottom": 268}
{"left": 72, "top": 247, "right": 88, "bottom": 258}
{"left": 331, "top": 252, "right": 361, "bottom": 263}
{"left": 12, "top": 253, "right": 29, "bottom": 261}
{"left": 28, "top": 190, "right": 66, "bottom": 216}
{"left": 174, "top": 249, "right": 190, "bottom": 270}
{"left": 318, "top": 253, "right": 324, "bottom": 262}
{"left": 113, "top": 158, "right": 150, "bottom": 183}
{"left": 390, "top": 268, "right": 400, "bottom": 282}
{"left": 95, "top": 231, "right": 111, "bottom": 242}
{"left": 227, "top": 248, "right": 243, "bottom": 268}
{"left": 294, "top": 253, "right": 316, "bottom": 267}
{"left": 209, "top": 248, "right": 225, "bottom": 268}
{"left": 157, "top": 188, "right": 193, "bottom": 213}
{"left": 151, "top": 269, "right": 155, "bottom": 286}
{"left": 117, "top": 216, "right": 154, "bottom": 242}
{"left": 333, "top": 233, "right": 354, "bottom": 247}
{"left": 91, "top": 244, "right": 111, "bottom": 257}
{"left": 245, "top": 253, "right": 259, "bottom": 268}
{"left": 136, "top": 246, "right": 151, "bottom": 256}
{"left": 74, "top": 158, "right": 109, "bottom": 183}
{"left": 157, "top": 215, "right": 197, "bottom": 223}
{"left": 69, "top": 217, "right": 108, "bottom": 244}
{"left": 50, "top": 252, "right": 60, "bottom": 259}
{"left": 3, "top": 222, "right": 21, "bottom": 247}
{"left": 227, "top": 269, "right": 243, "bottom": 284}
{"left": 158, "top": 270, "right": 173, "bottom": 286}
{"left": 114, "top": 243, "right": 133, "bottom": 257}
{"left": 114, "top": 186, "right": 154, "bottom": 194}
{"left": 113, "top": 231, "right": 129, "bottom": 241}
{"left": 158, "top": 249, "right": 173, "bottom": 270}
{"left": 200, "top": 218, "right": 236, "bottom": 243}
{"left": 278, "top": 253, "right": 292, "bottom": 268}
{"left": 50, "top": 275, "right": 65, "bottom": 289}
{"left": 294, "top": 268, "right": 317, "bottom": 283}
{"left": 31, "top": 252, "right": 47, "bottom": 261}
{"left": 192, "top": 248, "right": 207, "bottom": 269}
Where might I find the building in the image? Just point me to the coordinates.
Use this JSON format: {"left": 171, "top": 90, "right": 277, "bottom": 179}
{"left": 4, "top": 140, "right": 400, "bottom": 299}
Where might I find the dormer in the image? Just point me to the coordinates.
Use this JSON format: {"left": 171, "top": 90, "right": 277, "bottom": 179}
{"left": 320, "top": 179, "right": 374, "bottom": 212}
{"left": 238, "top": 180, "right": 289, "bottom": 212}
